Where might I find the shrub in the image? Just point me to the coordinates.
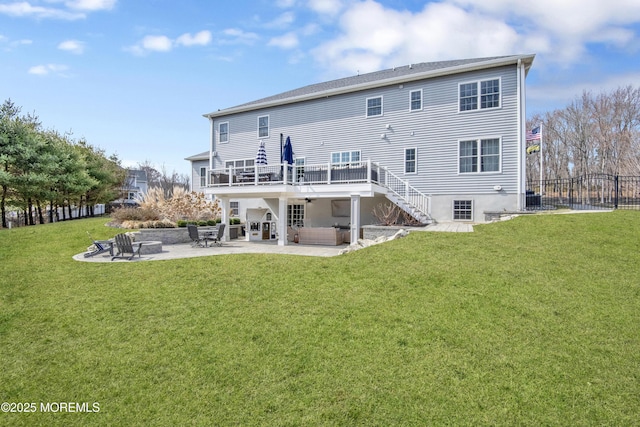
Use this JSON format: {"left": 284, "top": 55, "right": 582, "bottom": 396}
{"left": 372, "top": 203, "right": 401, "bottom": 225}
{"left": 110, "top": 187, "right": 221, "bottom": 227}
{"left": 111, "top": 206, "right": 159, "bottom": 223}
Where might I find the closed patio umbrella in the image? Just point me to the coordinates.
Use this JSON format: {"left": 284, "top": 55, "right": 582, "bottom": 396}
{"left": 256, "top": 140, "right": 268, "bottom": 165}
{"left": 282, "top": 136, "right": 294, "bottom": 165}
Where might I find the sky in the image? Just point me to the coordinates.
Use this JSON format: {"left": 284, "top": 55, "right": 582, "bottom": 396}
{"left": 2, "top": 0, "right": 640, "bottom": 176}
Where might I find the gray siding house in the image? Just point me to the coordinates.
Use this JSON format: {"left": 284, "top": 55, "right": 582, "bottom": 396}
{"left": 187, "top": 54, "right": 535, "bottom": 245}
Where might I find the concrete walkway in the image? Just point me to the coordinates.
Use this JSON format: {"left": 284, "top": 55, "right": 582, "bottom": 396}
{"left": 421, "top": 222, "right": 474, "bottom": 232}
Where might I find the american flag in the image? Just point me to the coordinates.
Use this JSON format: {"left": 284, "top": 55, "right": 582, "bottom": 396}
{"left": 526, "top": 126, "right": 541, "bottom": 141}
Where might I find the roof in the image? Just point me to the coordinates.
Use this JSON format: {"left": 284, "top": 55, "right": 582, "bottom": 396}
{"left": 184, "top": 151, "right": 209, "bottom": 161}
{"left": 127, "top": 169, "right": 147, "bottom": 182}
{"left": 204, "top": 54, "right": 535, "bottom": 118}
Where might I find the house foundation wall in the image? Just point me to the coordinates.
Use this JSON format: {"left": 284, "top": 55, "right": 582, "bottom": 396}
{"left": 430, "top": 193, "right": 519, "bottom": 223}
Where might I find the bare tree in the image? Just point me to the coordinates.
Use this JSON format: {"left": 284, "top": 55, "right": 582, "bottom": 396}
{"left": 136, "top": 160, "right": 189, "bottom": 198}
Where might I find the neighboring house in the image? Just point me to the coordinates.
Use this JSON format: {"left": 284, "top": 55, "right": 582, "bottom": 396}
{"left": 113, "top": 169, "right": 149, "bottom": 205}
{"left": 187, "top": 54, "right": 535, "bottom": 245}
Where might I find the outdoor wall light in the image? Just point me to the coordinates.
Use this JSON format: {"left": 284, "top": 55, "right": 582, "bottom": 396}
{"left": 380, "top": 133, "right": 386, "bottom": 139}
{"left": 385, "top": 124, "right": 391, "bottom": 129}
{"left": 493, "top": 185, "right": 502, "bottom": 191}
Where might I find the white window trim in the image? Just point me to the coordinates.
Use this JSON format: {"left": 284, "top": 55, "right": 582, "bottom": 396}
{"left": 229, "top": 201, "right": 239, "bottom": 217}
{"left": 409, "top": 89, "right": 423, "bottom": 112}
{"left": 218, "top": 122, "right": 229, "bottom": 144}
{"left": 225, "top": 158, "right": 255, "bottom": 170}
{"left": 457, "top": 137, "right": 502, "bottom": 174}
{"left": 366, "top": 96, "right": 383, "bottom": 118}
{"left": 257, "top": 115, "right": 270, "bottom": 139}
{"left": 199, "top": 167, "right": 207, "bottom": 187}
{"left": 458, "top": 77, "right": 502, "bottom": 113}
{"left": 331, "top": 150, "right": 362, "bottom": 165}
{"left": 452, "top": 200, "right": 473, "bottom": 221}
{"left": 404, "top": 147, "right": 417, "bottom": 174}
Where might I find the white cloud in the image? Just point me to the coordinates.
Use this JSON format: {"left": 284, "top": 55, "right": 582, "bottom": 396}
{"left": 311, "top": 0, "right": 640, "bottom": 76}
{"left": 313, "top": 1, "right": 523, "bottom": 75}
{"left": 58, "top": 39, "right": 85, "bottom": 54}
{"left": 308, "top": 0, "right": 343, "bottom": 15}
{"left": 221, "top": 28, "right": 259, "bottom": 45}
{"left": 176, "top": 30, "right": 212, "bottom": 47}
{"left": 0, "top": 34, "right": 32, "bottom": 50}
{"left": 265, "top": 11, "right": 296, "bottom": 29}
{"left": 64, "top": 0, "right": 116, "bottom": 11}
{"left": 276, "top": 0, "right": 296, "bottom": 7}
{"left": 0, "top": 1, "right": 84, "bottom": 20}
{"left": 268, "top": 32, "right": 299, "bottom": 49}
{"left": 142, "top": 35, "right": 172, "bottom": 52}
{"left": 28, "top": 64, "right": 69, "bottom": 76}
{"left": 126, "top": 30, "right": 213, "bottom": 55}
{"left": 448, "top": 0, "right": 640, "bottom": 62}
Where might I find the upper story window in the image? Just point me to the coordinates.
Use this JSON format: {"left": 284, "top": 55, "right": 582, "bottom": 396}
{"left": 366, "top": 96, "right": 383, "bottom": 117}
{"left": 219, "top": 122, "right": 229, "bottom": 143}
{"left": 199, "top": 167, "right": 207, "bottom": 187}
{"left": 459, "top": 78, "right": 500, "bottom": 112}
{"left": 331, "top": 151, "right": 361, "bottom": 165}
{"left": 404, "top": 148, "right": 417, "bottom": 174}
{"left": 459, "top": 138, "right": 501, "bottom": 173}
{"left": 258, "top": 115, "right": 269, "bottom": 138}
{"left": 410, "top": 90, "right": 422, "bottom": 111}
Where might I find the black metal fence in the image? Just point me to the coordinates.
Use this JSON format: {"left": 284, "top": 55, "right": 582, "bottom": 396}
{"left": 525, "top": 174, "right": 640, "bottom": 211}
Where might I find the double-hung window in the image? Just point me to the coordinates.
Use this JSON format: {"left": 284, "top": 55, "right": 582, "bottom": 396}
{"left": 366, "top": 96, "right": 383, "bottom": 117}
{"left": 459, "top": 138, "right": 501, "bottom": 173}
{"left": 404, "top": 148, "right": 417, "bottom": 174}
{"left": 459, "top": 78, "right": 500, "bottom": 111}
{"left": 410, "top": 90, "right": 422, "bottom": 111}
{"left": 331, "top": 151, "right": 361, "bottom": 165}
{"left": 199, "top": 167, "right": 207, "bottom": 187}
{"left": 230, "top": 201, "right": 239, "bottom": 216}
{"left": 219, "top": 122, "right": 229, "bottom": 143}
{"left": 258, "top": 115, "right": 269, "bottom": 138}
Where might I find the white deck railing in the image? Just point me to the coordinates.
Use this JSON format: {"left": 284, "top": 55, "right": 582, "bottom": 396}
{"left": 208, "top": 160, "right": 382, "bottom": 187}
{"left": 381, "top": 168, "right": 431, "bottom": 218}
{"left": 207, "top": 159, "right": 430, "bottom": 219}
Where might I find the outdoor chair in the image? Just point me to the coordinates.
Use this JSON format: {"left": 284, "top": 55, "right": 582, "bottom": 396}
{"left": 84, "top": 231, "right": 113, "bottom": 258}
{"left": 111, "top": 233, "right": 143, "bottom": 261}
{"left": 209, "top": 224, "right": 225, "bottom": 247}
{"left": 188, "top": 224, "right": 215, "bottom": 247}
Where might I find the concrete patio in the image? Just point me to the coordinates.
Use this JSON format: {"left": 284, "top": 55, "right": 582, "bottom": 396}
{"left": 73, "top": 221, "right": 475, "bottom": 262}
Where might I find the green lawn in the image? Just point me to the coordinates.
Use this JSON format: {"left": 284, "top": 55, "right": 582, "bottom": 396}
{"left": 1, "top": 211, "right": 639, "bottom": 426}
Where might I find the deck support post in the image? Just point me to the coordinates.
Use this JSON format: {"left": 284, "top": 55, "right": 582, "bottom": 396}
{"left": 350, "top": 194, "right": 361, "bottom": 245}
{"left": 278, "top": 196, "right": 287, "bottom": 246}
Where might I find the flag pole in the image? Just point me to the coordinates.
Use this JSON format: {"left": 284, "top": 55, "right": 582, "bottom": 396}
{"left": 539, "top": 122, "right": 544, "bottom": 195}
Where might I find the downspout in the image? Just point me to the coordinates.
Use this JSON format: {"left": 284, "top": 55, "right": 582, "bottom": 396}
{"left": 516, "top": 58, "right": 525, "bottom": 210}
{"left": 209, "top": 117, "right": 215, "bottom": 189}
{"left": 214, "top": 117, "right": 216, "bottom": 170}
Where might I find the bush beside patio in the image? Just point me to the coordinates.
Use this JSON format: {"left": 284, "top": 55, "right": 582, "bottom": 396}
{"left": 109, "top": 187, "right": 221, "bottom": 229}
{"left": 1, "top": 211, "right": 639, "bottom": 425}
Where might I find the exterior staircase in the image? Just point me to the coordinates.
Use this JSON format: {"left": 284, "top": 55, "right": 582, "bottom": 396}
{"left": 378, "top": 165, "right": 433, "bottom": 225}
